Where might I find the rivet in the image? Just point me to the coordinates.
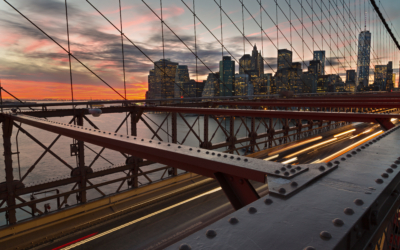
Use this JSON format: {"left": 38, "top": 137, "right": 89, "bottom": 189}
{"left": 296, "top": 166, "right": 302, "bottom": 170}
{"left": 248, "top": 207, "right": 257, "bottom": 214}
{"left": 395, "top": 160, "right": 400, "bottom": 164}
{"left": 228, "top": 217, "right": 239, "bottom": 224}
{"left": 327, "top": 162, "right": 333, "bottom": 167}
{"left": 244, "top": 159, "right": 248, "bottom": 162}
{"left": 121, "top": 135, "right": 123, "bottom": 137}
{"left": 346, "top": 154, "right": 352, "bottom": 158}
{"left": 230, "top": 156, "right": 234, "bottom": 159}
{"left": 218, "top": 154, "right": 221, "bottom": 157}
{"left": 158, "top": 142, "right": 161, "bottom": 144}
{"left": 287, "top": 165, "right": 292, "bottom": 169}
{"left": 284, "top": 172, "right": 289, "bottom": 176}
{"left": 341, "top": 158, "right": 346, "bottom": 161}
{"left": 179, "top": 244, "right": 191, "bottom": 250}
{"left": 381, "top": 173, "right": 389, "bottom": 178}
{"left": 334, "top": 161, "right": 340, "bottom": 164}
{"left": 361, "top": 146, "right": 365, "bottom": 149}
{"left": 206, "top": 152, "right": 209, "bottom": 154}
{"left": 212, "top": 153, "right": 215, "bottom": 155}
{"left": 264, "top": 198, "right": 273, "bottom": 205}
{"left": 319, "top": 166, "right": 325, "bottom": 171}
{"left": 290, "top": 169, "right": 296, "bottom": 173}
{"left": 237, "top": 157, "right": 240, "bottom": 160}
{"left": 224, "top": 155, "right": 227, "bottom": 158}
{"left": 387, "top": 168, "right": 394, "bottom": 173}
{"left": 391, "top": 164, "right": 398, "bottom": 169}
{"left": 141, "top": 139, "right": 144, "bottom": 141}
{"left": 149, "top": 140, "right": 152, "bottom": 143}
{"left": 291, "top": 181, "right": 298, "bottom": 187}
{"left": 206, "top": 230, "right": 217, "bottom": 238}
{"left": 354, "top": 199, "right": 364, "bottom": 206}
{"left": 189, "top": 148, "right": 192, "bottom": 151}
{"left": 366, "top": 144, "right": 369, "bottom": 147}
{"left": 344, "top": 207, "right": 354, "bottom": 215}
{"left": 351, "top": 151, "right": 357, "bottom": 155}
{"left": 357, "top": 148, "right": 361, "bottom": 152}
{"left": 275, "top": 170, "right": 280, "bottom": 174}
{"left": 320, "top": 231, "right": 332, "bottom": 240}
{"left": 376, "top": 178, "right": 384, "bottom": 184}
{"left": 332, "top": 218, "right": 344, "bottom": 227}
{"left": 198, "top": 150, "right": 201, "bottom": 153}
{"left": 168, "top": 144, "right": 171, "bottom": 146}
{"left": 279, "top": 188, "right": 286, "bottom": 194}
{"left": 281, "top": 167, "right": 286, "bottom": 171}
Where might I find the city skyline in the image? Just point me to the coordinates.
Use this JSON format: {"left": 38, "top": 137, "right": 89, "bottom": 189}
{"left": 0, "top": 0, "right": 399, "bottom": 99}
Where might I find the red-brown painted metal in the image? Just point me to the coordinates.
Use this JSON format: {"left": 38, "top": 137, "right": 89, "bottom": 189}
{"left": 213, "top": 101, "right": 400, "bottom": 108}
{"left": 141, "top": 106, "right": 400, "bottom": 127}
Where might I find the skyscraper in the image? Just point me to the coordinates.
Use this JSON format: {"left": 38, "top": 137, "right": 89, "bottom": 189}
{"left": 202, "top": 72, "right": 220, "bottom": 98}
{"left": 239, "top": 54, "right": 252, "bottom": 75}
{"left": 147, "top": 59, "right": 179, "bottom": 99}
{"left": 313, "top": 51, "right": 326, "bottom": 75}
{"left": 278, "top": 49, "right": 292, "bottom": 70}
{"left": 174, "top": 65, "right": 190, "bottom": 98}
{"left": 219, "top": 56, "right": 235, "bottom": 96}
{"left": 357, "top": 31, "right": 371, "bottom": 86}
{"left": 374, "top": 65, "right": 387, "bottom": 90}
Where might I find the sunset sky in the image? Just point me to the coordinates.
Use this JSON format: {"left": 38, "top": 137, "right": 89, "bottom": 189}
{"left": 0, "top": 0, "right": 399, "bottom": 100}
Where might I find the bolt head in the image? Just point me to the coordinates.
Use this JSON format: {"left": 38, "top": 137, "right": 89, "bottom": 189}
{"left": 205, "top": 229, "right": 217, "bottom": 238}
{"left": 284, "top": 172, "right": 289, "bottom": 176}
{"left": 274, "top": 170, "right": 280, "bottom": 174}
{"left": 264, "top": 198, "right": 273, "bottom": 205}
{"left": 387, "top": 168, "right": 394, "bottom": 173}
{"left": 391, "top": 164, "right": 398, "bottom": 169}
{"left": 320, "top": 231, "right": 332, "bottom": 240}
{"left": 319, "top": 166, "right": 326, "bottom": 171}
{"left": 228, "top": 217, "right": 239, "bottom": 224}
{"left": 179, "top": 244, "right": 191, "bottom": 250}
{"left": 278, "top": 188, "right": 286, "bottom": 194}
{"left": 248, "top": 207, "right": 257, "bottom": 214}
{"left": 354, "top": 199, "right": 364, "bottom": 206}
{"left": 344, "top": 207, "right": 354, "bottom": 215}
{"left": 381, "top": 173, "right": 389, "bottom": 178}
{"left": 291, "top": 181, "right": 298, "bottom": 187}
{"left": 376, "top": 178, "right": 384, "bottom": 184}
{"left": 332, "top": 218, "right": 344, "bottom": 227}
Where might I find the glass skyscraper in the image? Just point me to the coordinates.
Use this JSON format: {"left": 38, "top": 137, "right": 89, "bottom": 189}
{"left": 219, "top": 56, "right": 235, "bottom": 96}
{"left": 313, "top": 51, "right": 325, "bottom": 75}
{"left": 357, "top": 31, "right": 371, "bottom": 86}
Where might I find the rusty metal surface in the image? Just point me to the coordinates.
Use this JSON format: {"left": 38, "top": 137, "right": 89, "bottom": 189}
{"left": 168, "top": 125, "right": 400, "bottom": 250}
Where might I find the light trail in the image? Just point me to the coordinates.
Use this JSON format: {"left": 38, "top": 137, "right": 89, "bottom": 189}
{"left": 268, "top": 136, "right": 322, "bottom": 155}
{"left": 333, "top": 129, "right": 356, "bottom": 138}
{"left": 284, "top": 138, "right": 338, "bottom": 159}
{"left": 281, "top": 157, "right": 298, "bottom": 164}
{"left": 317, "top": 130, "right": 384, "bottom": 163}
{"left": 263, "top": 155, "right": 279, "bottom": 161}
{"left": 60, "top": 187, "right": 222, "bottom": 249}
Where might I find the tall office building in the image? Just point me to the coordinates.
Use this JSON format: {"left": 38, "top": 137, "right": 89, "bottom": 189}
{"left": 239, "top": 54, "right": 252, "bottom": 75}
{"left": 147, "top": 59, "right": 179, "bottom": 99}
{"left": 356, "top": 31, "right": 371, "bottom": 86}
{"left": 219, "top": 56, "right": 235, "bottom": 96}
{"left": 313, "top": 51, "right": 326, "bottom": 75}
{"left": 278, "top": 49, "right": 292, "bottom": 70}
{"left": 374, "top": 65, "right": 388, "bottom": 90}
{"left": 386, "top": 61, "right": 393, "bottom": 90}
{"left": 174, "top": 65, "right": 190, "bottom": 98}
{"left": 202, "top": 73, "right": 220, "bottom": 98}
{"left": 345, "top": 70, "right": 356, "bottom": 92}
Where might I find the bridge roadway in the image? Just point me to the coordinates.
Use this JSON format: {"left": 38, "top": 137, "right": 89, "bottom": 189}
{"left": 22, "top": 121, "right": 392, "bottom": 249}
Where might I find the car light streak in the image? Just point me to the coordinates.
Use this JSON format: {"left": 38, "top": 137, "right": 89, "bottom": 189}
{"left": 263, "top": 155, "right": 279, "bottom": 161}
{"left": 284, "top": 138, "right": 338, "bottom": 159}
{"left": 281, "top": 157, "right": 298, "bottom": 164}
{"left": 318, "top": 130, "right": 384, "bottom": 163}
{"left": 60, "top": 187, "right": 222, "bottom": 249}
{"left": 268, "top": 136, "right": 322, "bottom": 155}
{"left": 333, "top": 129, "right": 356, "bottom": 138}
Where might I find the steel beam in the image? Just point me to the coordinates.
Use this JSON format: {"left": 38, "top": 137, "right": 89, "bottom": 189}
{"left": 169, "top": 125, "right": 400, "bottom": 250}
{"left": 5, "top": 114, "right": 297, "bottom": 209}
{"left": 2, "top": 118, "right": 16, "bottom": 224}
{"left": 213, "top": 101, "right": 400, "bottom": 108}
